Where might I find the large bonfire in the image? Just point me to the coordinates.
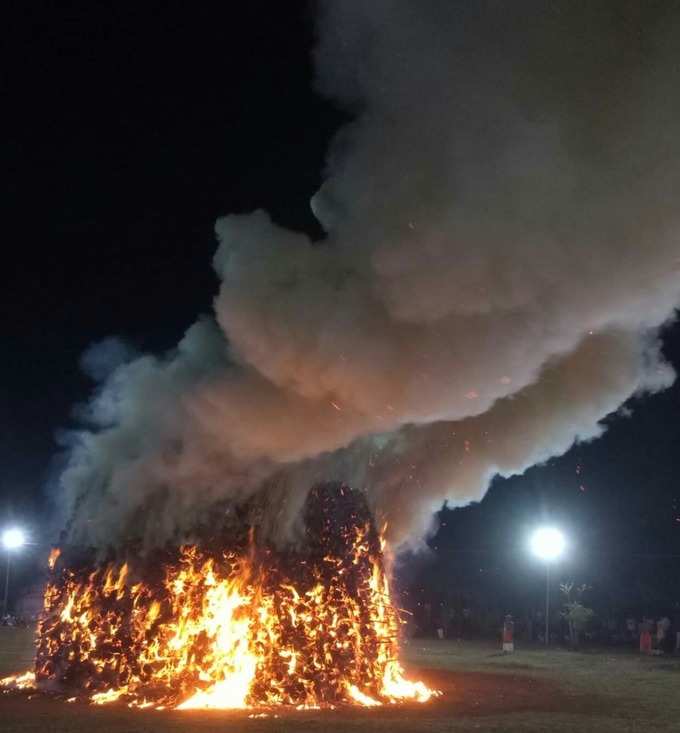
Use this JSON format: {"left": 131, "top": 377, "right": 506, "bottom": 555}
{"left": 3, "top": 485, "right": 435, "bottom": 710}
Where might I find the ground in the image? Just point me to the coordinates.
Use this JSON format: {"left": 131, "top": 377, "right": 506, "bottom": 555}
{"left": 2, "top": 627, "right": 680, "bottom": 732}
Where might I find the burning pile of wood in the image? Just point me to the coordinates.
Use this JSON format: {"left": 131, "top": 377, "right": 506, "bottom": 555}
{"left": 26, "top": 484, "right": 434, "bottom": 709}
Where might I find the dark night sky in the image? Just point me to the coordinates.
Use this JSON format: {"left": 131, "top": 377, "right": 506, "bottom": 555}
{"left": 2, "top": 2, "right": 680, "bottom": 605}
{"left": 2, "top": 1, "right": 341, "bottom": 515}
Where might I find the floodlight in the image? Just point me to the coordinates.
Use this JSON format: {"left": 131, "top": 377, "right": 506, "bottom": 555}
{"left": 529, "top": 526, "right": 565, "bottom": 562}
{"left": 1, "top": 527, "right": 26, "bottom": 551}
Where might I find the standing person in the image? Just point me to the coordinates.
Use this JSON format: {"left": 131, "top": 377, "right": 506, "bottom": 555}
{"left": 536, "top": 609, "right": 545, "bottom": 644}
{"left": 423, "top": 602, "right": 432, "bottom": 636}
{"left": 673, "top": 606, "right": 680, "bottom": 654}
{"left": 502, "top": 614, "right": 514, "bottom": 653}
{"left": 462, "top": 606, "right": 471, "bottom": 638}
{"left": 639, "top": 618, "right": 653, "bottom": 654}
{"left": 606, "top": 616, "right": 617, "bottom": 645}
{"left": 656, "top": 616, "right": 671, "bottom": 654}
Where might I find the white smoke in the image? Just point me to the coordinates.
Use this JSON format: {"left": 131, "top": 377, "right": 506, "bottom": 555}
{"left": 63, "top": 1, "right": 680, "bottom": 549}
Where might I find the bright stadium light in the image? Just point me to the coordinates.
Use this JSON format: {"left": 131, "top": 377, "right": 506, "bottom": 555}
{"left": 529, "top": 527, "right": 566, "bottom": 562}
{"left": 2, "top": 527, "right": 26, "bottom": 551}
{"left": 529, "top": 526, "right": 566, "bottom": 646}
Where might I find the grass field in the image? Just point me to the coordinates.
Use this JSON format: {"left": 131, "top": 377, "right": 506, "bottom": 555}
{"left": 3, "top": 627, "right": 680, "bottom": 732}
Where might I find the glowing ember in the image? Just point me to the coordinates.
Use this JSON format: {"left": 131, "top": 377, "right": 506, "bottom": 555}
{"left": 0, "top": 671, "right": 36, "bottom": 690}
{"left": 6, "top": 486, "right": 436, "bottom": 710}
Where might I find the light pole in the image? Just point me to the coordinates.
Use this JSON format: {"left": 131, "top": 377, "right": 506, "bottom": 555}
{"left": 529, "top": 527, "right": 566, "bottom": 646}
{"left": 2, "top": 528, "right": 26, "bottom": 614}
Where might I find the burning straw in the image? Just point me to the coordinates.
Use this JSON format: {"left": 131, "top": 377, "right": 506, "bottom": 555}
{"left": 3, "top": 485, "right": 435, "bottom": 710}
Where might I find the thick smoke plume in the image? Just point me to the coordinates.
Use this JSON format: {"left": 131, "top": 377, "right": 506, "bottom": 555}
{"left": 63, "top": 1, "right": 680, "bottom": 550}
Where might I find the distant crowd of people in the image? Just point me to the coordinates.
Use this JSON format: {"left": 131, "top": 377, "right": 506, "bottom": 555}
{"left": 637, "top": 615, "right": 678, "bottom": 655}
{"left": 413, "top": 602, "right": 680, "bottom": 652}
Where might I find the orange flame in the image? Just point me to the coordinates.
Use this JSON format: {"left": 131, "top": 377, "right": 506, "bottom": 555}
{"left": 28, "top": 527, "right": 436, "bottom": 710}
{"left": 47, "top": 547, "right": 61, "bottom": 570}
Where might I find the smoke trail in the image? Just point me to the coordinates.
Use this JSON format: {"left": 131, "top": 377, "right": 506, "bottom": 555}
{"left": 63, "top": 1, "right": 680, "bottom": 549}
